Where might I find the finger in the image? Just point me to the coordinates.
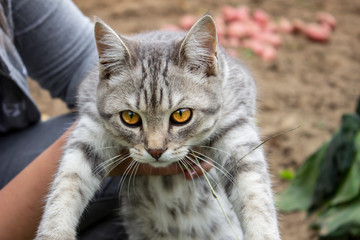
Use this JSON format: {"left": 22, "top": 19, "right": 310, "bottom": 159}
{"left": 184, "top": 160, "right": 213, "bottom": 180}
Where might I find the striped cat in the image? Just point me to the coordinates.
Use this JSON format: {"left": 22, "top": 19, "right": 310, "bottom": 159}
{"left": 36, "top": 15, "right": 281, "bottom": 240}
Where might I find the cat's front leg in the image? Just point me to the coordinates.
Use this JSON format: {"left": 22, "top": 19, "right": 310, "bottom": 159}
{"left": 35, "top": 144, "right": 102, "bottom": 240}
{"left": 215, "top": 123, "right": 281, "bottom": 240}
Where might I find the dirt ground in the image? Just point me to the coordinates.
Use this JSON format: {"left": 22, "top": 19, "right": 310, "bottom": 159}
{"left": 29, "top": 0, "right": 360, "bottom": 239}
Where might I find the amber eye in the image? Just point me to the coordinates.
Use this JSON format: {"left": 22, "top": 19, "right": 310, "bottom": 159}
{"left": 170, "top": 108, "right": 192, "bottom": 125}
{"left": 120, "top": 110, "right": 141, "bottom": 127}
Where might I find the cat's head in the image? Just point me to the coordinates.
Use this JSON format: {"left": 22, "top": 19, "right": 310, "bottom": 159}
{"left": 94, "top": 15, "right": 222, "bottom": 167}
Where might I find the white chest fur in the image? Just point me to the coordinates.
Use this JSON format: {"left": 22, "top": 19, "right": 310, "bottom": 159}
{"left": 121, "top": 173, "right": 244, "bottom": 240}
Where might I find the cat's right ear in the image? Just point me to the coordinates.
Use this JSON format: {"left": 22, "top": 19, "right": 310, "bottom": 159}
{"left": 94, "top": 17, "right": 132, "bottom": 79}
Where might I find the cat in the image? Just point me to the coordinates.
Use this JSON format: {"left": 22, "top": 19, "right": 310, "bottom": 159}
{"left": 35, "top": 15, "right": 281, "bottom": 240}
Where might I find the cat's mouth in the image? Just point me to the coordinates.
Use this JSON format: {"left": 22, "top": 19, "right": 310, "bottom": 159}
{"left": 144, "top": 151, "right": 209, "bottom": 168}
{"left": 154, "top": 150, "right": 205, "bottom": 164}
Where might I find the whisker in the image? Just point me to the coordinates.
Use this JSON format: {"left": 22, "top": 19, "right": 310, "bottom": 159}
{"left": 132, "top": 162, "right": 141, "bottom": 196}
{"left": 188, "top": 151, "right": 240, "bottom": 196}
{"left": 118, "top": 159, "right": 137, "bottom": 194}
{"left": 97, "top": 156, "right": 122, "bottom": 174}
{"left": 187, "top": 145, "right": 232, "bottom": 156}
{"left": 184, "top": 157, "right": 201, "bottom": 178}
{"left": 179, "top": 159, "right": 197, "bottom": 189}
{"left": 122, "top": 159, "right": 136, "bottom": 190}
{"left": 184, "top": 146, "right": 237, "bottom": 186}
{"left": 177, "top": 161, "right": 187, "bottom": 178}
{"left": 95, "top": 154, "right": 131, "bottom": 177}
{"left": 127, "top": 161, "right": 139, "bottom": 198}
{"left": 93, "top": 154, "right": 123, "bottom": 176}
{"left": 188, "top": 153, "right": 241, "bottom": 240}
{"left": 185, "top": 155, "right": 219, "bottom": 185}
{"left": 189, "top": 150, "right": 232, "bottom": 176}
{"left": 188, "top": 151, "right": 236, "bottom": 186}
{"left": 184, "top": 156, "right": 210, "bottom": 184}
{"left": 215, "top": 126, "right": 301, "bottom": 190}
{"left": 105, "top": 154, "right": 132, "bottom": 176}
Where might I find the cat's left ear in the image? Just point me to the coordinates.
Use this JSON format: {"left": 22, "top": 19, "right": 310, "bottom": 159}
{"left": 179, "top": 15, "right": 218, "bottom": 77}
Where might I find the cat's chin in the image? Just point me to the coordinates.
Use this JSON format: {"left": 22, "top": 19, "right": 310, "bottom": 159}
{"left": 147, "top": 161, "right": 176, "bottom": 168}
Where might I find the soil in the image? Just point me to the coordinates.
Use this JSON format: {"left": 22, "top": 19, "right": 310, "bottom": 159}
{"left": 29, "top": 0, "right": 360, "bottom": 239}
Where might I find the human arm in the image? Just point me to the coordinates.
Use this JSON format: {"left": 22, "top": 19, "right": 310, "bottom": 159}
{"left": 0, "top": 125, "right": 73, "bottom": 240}
{"left": 12, "top": 0, "right": 98, "bottom": 108}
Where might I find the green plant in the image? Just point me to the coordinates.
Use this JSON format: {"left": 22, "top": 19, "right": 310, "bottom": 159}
{"left": 277, "top": 98, "right": 360, "bottom": 239}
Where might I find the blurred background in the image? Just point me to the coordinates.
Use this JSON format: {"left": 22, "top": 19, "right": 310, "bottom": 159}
{"left": 29, "top": 0, "right": 360, "bottom": 239}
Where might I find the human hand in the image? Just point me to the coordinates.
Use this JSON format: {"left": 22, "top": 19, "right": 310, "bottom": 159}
{"left": 108, "top": 153, "right": 213, "bottom": 180}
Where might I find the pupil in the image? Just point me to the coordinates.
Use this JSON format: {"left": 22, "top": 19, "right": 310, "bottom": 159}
{"left": 178, "top": 110, "right": 183, "bottom": 117}
{"left": 129, "top": 112, "right": 134, "bottom": 119}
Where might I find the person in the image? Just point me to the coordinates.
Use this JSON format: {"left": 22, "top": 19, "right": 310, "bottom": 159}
{"left": 0, "top": 0, "right": 211, "bottom": 239}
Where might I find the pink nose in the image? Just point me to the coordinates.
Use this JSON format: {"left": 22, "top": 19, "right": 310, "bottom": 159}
{"left": 147, "top": 148, "right": 166, "bottom": 159}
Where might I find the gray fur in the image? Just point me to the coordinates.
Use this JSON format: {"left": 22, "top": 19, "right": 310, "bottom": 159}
{"left": 36, "top": 15, "right": 280, "bottom": 240}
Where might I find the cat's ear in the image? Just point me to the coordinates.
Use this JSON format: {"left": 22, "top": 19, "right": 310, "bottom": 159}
{"left": 94, "top": 17, "right": 132, "bottom": 79}
{"left": 179, "top": 15, "right": 218, "bottom": 77}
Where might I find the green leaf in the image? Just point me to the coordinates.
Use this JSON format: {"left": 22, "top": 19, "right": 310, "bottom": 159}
{"left": 310, "top": 114, "right": 360, "bottom": 211}
{"left": 356, "top": 97, "right": 360, "bottom": 116}
{"left": 329, "top": 134, "right": 360, "bottom": 206}
{"left": 276, "top": 142, "right": 328, "bottom": 212}
{"left": 315, "top": 195, "right": 360, "bottom": 239}
{"left": 277, "top": 98, "right": 360, "bottom": 239}
{"left": 278, "top": 169, "right": 295, "bottom": 180}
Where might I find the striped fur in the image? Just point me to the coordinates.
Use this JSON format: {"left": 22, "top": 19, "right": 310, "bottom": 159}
{"left": 36, "top": 15, "right": 280, "bottom": 240}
